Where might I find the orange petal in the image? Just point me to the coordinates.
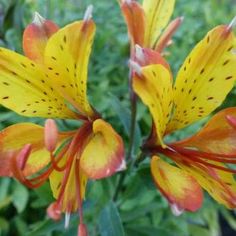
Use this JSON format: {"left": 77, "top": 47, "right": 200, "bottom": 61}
{"left": 151, "top": 156, "right": 203, "bottom": 212}
{"left": 178, "top": 107, "right": 236, "bottom": 155}
{"left": 80, "top": 119, "right": 125, "bottom": 179}
{"left": 121, "top": 0, "right": 145, "bottom": 46}
{"left": 176, "top": 160, "right": 236, "bottom": 209}
{"left": 0, "top": 123, "right": 70, "bottom": 177}
{"left": 23, "top": 12, "right": 58, "bottom": 63}
{"left": 155, "top": 16, "right": 183, "bottom": 53}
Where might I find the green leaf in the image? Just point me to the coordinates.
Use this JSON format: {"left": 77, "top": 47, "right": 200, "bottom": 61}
{"left": 12, "top": 181, "right": 29, "bottom": 213}
{"left": 98, "top": 201, "right": 125, "bottom": 236}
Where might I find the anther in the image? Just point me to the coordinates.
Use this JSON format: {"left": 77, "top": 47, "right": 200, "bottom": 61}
{"left": 44, "top": 119, "right": 58, "bottom": 152}
{"left": 83, "top": 5, "right": 93, "bottom": 21}
{"left": 78, "top": 223, "right": 88, "bottom": 236}
{"left": 47, "top": 202, "right": 61, "bottom": 221}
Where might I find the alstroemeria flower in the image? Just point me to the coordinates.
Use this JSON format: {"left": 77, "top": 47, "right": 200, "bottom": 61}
{"left": 131, "top": 18, "right": 236, "bottom": 213}
{"left": 0, "top": 6, "right": 125, "bottom": 233}
{"left": 119, "top": 0, "right": 182, "bottom": 52}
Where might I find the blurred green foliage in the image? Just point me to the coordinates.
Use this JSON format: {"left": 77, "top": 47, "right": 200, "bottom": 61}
{"left": 0, "top": 0, "right": 236, "bottom": 235}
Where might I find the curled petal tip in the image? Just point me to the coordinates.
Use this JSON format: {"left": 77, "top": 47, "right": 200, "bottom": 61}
{"left": 116, "top": 159, "right": 126, "bottom": 172}
{"left": 227, "top": 16, "right": 236, "bottom": 31}
{"left": 129, "top": 60, "right": 142, "bottom": 75}
{"left": 135, "top": 44, "right": 145, "bottom": 62}
{"left": 170, "top": 203, "right": 184, "bottom": 216}
{"left": 32, "top": 12, "right": 45, "bottom": 26}
{"left": 83, "top": 5, "right": 93, "bottom": 21}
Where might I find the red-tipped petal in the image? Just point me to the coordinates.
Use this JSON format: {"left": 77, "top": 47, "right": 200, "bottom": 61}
{"left": 121, "top": 0, "right": 145, "bottom": 46}
{"left": 151, "top": 156, "right": 203, "bottom": 212}
{"left": 78, "top": 223, "right": 88, "bottom": 236}
{"left": 80, "top": 119, "right": 125, "bottom": 179}
{"left": 23, "top": 12, "right": 58, "bottom": 63}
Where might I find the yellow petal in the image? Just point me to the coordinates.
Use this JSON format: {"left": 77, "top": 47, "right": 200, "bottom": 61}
{"left": 44, "top": 20, "right": 96, "bottom": 118}
{"left": 80, "top": 119, "right": 125, "bottom": 179}
{"left": 151, "top": 156, "right": 203, "bottom": 212}
{"left": 168, "top": 25, "right": 236, "bottom": 132}
{"left": 0, "top": 123, "right": 69, "bottom": 177}
{"left": 49, "top": 156, "right": 87, "bottom": 212}
{"left": 0, "top": 48, "right": 76, "bottom": 119}
{"left": 143, "top": 0, "right": 175, "bottom": 48}
{"left": 133, "top": 64, "right": 173, "bottom": 146}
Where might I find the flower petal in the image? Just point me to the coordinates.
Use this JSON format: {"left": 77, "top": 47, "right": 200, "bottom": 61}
{"left": 49, "top": 156, "right": 87, "bottom": 212}
{"left": 177, "top": 161, "right": 236, "bottom": 209}
{"left": 167, "top": 25, "right": 236, "bottom": 132}
{"left": 151, "top": 156, "right": 203, "bottom": 212}
{"left": 143, "top": 0, "right": 175, "bottom": 48}
{"left": 44, "top": 20, "right": 96, "bottom": 118}
{"left": 120, "top": 0, "right": 145, "bottom": 46}
{"left": 177, "top": 107, "right": 236, "bottom": 155}
{"left": 0, "top": 48, "right": 76, "bottom": 119}
{"left": 0, "top": 123, "right": 69, "bottom": 177}
{"left": 133, "top": 63, "right": 173, "bottom": 146}
{"left": 23, "top": 13, "right": 58, "bottom": 63}
{"left": 80, "top": 119, "right": 125, "bottom": 179}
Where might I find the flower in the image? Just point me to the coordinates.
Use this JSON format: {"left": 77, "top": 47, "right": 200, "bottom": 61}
{"left": 131, "top": 18, "right": 236, "bottom": 213}
{"left": 119, "top": 0, "right": 183, "bottom": 52}
{"left": 0, "top": 6, "right": 125, "bottom": 233}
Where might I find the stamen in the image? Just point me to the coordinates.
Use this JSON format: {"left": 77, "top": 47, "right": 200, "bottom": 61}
{"left": 47, "top": 202, "right": 61, "bottom": 221}
{"left": 33, "top": 12, "right": 46, "bottom": 26}
{"left": 135, "top": 44, "right": 145, "bottom": 63}
{"left": 129, "top": 60, "right": 142, "bottom": 75}
{"left": 83, "top": 5, "right": 93, "bottom": 21}
{"left": 78, "top": 223, "right": 88, "bottom": 236}
{"left": 227, "top": 16, "right": 236, "bottom": 31}
{"left": 65, "top": 212, "right": 71, "bottom": 229}
{"left": 44, "top": 119, "right": 58, "bottom": 152}
{"left": 170, "top": 203, "right": 184, "bottom": 216}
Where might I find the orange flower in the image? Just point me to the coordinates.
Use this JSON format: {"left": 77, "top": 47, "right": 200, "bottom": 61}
{"left": 0, "top": 6, "right": 125, "bottom": 232}
{"left": 131, "top": 18, "right": 236, "bottom": 213}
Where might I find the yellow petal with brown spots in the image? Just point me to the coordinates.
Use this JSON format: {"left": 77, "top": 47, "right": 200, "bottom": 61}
{"left": 167, "top": 25, "right": 236, "bottom": 132}
{"left": 133, "top": 64, "right": 173, "bottom": 146}
{"left": 143, "top": 0, "right": 175, "bottom": 48}
{"left": 44, "top": 20, "right": 95, "bottom": 118}
{"left": 0, "top": 48, "right": 76, "bottom": 119}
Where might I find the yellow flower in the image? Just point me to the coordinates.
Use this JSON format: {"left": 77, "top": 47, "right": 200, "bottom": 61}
{"left": 0, "top": 6, "right": 125, "bottom": 231}
{"left": 131, "top": 18, "right": 236, "bottom": 213}
{"left": 119, "top": 0, "right": 182, "bottom": 52}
